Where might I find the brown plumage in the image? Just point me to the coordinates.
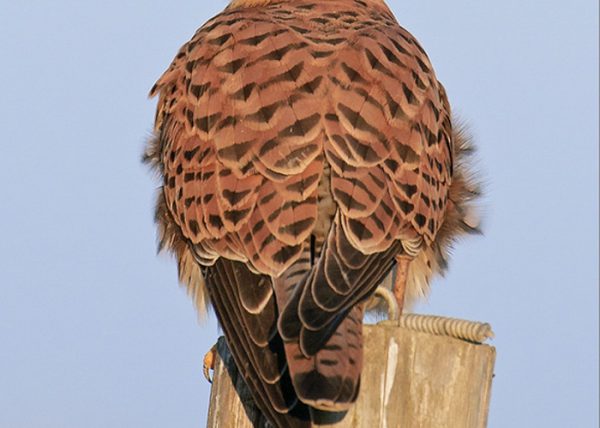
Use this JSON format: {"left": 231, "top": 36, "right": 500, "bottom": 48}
{"left": 143, "top": 0, "right": 482, "bottom": 426}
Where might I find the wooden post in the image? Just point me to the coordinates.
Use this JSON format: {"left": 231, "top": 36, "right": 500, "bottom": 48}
{"left": 207, "top": 315, "right": 496, "bottom": 428}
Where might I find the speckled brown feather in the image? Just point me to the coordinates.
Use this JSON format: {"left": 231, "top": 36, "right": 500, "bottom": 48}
{"left": 402, "top": 122, "right": 483, "bottom": 305}
{"left": 365, "top": 121, "right": 482, "bottom": 314}
{"left": 149, "top": 0, "right": 451, "bottom": 277}
{"left": 145, "top": 0, "right": 479, "bottom": 425}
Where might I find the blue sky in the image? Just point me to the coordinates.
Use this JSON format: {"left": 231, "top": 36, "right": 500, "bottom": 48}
{"left": 0, "top": 0, "right": 597, "bottom": 427}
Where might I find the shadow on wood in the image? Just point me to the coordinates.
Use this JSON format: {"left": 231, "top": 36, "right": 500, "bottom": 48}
{"left": 207, "top": 316, "right": 496, "bottom": 428}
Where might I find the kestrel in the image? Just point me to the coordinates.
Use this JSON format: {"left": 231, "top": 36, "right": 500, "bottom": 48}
{"left": 144, "top": 0, "right": 481, "bottom": 426}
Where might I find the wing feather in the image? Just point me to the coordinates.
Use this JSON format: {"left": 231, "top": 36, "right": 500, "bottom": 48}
{"left": 148, "top": 0, "right": 457, "bottom": 423}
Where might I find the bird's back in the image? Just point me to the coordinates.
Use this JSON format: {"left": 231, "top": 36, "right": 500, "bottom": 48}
{"left": 144, "top": 1, "right": 478, "bottom": 427}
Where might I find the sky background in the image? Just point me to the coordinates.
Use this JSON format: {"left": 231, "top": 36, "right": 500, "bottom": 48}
{"left": 0, "top": 0, "right": 597, "bottom": 427}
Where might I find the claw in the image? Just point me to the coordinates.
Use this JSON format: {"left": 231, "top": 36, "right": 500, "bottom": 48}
{"left": 203, "top": 343, "right": 217, "bottom": 383}
{"left": 374, "top": 286, "right": 399, "bottom": 321}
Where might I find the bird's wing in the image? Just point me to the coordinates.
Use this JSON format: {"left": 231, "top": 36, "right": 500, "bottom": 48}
{"left": 205, "top": 257, "right": 311, "bottom": 427}
{"left": 260, "top": 0, "right": 453, "bottom": 361}
{"left": 150, "top": 5, "right": 328, "bottom": 278}
{"left": 265, "top": 1, "right": 454, "bottom": 406}
{"left": 321, "top": 11, "right": 453, "bottom": 253}
{"left": 149, "top": 6, "right": 331, "bottom": 425}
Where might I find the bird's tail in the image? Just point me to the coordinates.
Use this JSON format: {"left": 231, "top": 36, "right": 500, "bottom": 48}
{"left": 275, "top": 264, "right": 365, "bottom": 412}
{"left": 275, "top": 219, "right": 402, "bottom": 411}
{"left": 204, "top": 258, "right": 312, "bottom": 428}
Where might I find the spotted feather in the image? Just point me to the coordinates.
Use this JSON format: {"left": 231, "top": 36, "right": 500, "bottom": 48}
{"left": 144, "top": 1, "right": 481, "bottom": 426}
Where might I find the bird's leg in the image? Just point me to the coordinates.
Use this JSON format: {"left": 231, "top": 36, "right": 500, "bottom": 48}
{"left": 202, "top": 343, "right": 217, "bottom": 383}
{"left": 393, "top": 256, "right": 411, "bottom": 316}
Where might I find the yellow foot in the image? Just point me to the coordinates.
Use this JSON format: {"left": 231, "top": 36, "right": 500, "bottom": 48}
{"left": 203, "top": 343, "right": 217, "bottom": 383}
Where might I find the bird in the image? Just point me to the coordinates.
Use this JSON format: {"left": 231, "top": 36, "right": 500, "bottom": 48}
{"left": 143, "top": 0, "right": 482, "bottom": 426}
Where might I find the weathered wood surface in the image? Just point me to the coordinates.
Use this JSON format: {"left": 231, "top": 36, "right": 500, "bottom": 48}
{"left": 207, "top": 321, "right": 496, "bottom": 428}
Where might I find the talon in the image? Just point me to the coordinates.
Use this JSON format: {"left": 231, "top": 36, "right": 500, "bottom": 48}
{"left": 374, "top": 286, "right": 399, "bottom": 321}
{"left": 203, "top": 344, "right": 217, "bottom": 383}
